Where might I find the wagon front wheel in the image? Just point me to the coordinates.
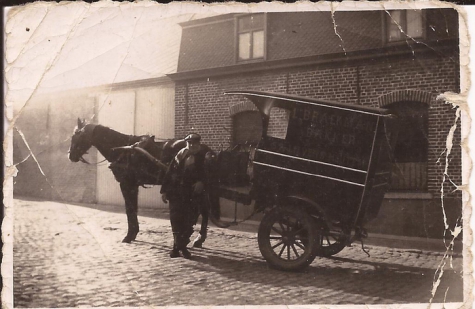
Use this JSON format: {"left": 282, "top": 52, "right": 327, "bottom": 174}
{"left": 258, "top": 207, "right": 319, "bottom": 271}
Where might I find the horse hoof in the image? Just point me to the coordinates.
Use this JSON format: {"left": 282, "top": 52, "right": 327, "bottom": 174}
{"left": 122, "top": 237, "right": 133, "bottom": 243}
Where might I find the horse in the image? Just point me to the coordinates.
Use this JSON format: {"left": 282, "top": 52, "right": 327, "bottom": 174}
{"left": 68, "top": 118, "right": 219, "bottom": 246}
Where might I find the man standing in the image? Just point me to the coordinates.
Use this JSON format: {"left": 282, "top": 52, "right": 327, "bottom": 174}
{"left": 160, "top": 133, "right": 205, "bottom": 259}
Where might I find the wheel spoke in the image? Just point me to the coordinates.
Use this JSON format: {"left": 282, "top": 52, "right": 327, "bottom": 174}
{"left": 287, "top": 245, "right": 291, "bottom": 260}
{"left": 271, "top": 241, "right": 284, "bottom": 249}
{"left": 278, "top": 221, "right": 287, "bottom": 233}
{"left": 289, "top": 227, "right": 305, "bottom": 236}
{"left": 290, "top": 244, "right": 300, "bottom": 258}
{"left": 295, "top": 240, "right": 305, "bottom": 250}
{"left": 269, "top": 236, "right": 283, "bottom": 240}
{"left": 271, "top": 226, "right": 283, "bottom": 236}
{"left": 278, "top": 244, "right": 287, "bottom": 257}
{"left": 295, "top": 235, "right": 308, "bottom": 242}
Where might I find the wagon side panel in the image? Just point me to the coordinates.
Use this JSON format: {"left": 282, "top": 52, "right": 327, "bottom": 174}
{"left": 252, "top": 103, "right": 382, "bottom": 225}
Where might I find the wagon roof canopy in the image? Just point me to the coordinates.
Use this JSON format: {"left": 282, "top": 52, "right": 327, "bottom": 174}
{"left": 225, "top": 90, "right": 391, "bottom": 117}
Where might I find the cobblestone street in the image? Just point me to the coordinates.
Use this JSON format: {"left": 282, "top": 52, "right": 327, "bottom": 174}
{"left": 11, "top": 198, "right": 465, "bottom": 307}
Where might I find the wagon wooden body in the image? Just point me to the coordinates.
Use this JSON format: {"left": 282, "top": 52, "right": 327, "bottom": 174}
{"left": 221, "top": 91, "right": 398, "bottom": 270}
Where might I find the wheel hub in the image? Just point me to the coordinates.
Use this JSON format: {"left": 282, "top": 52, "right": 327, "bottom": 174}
{"left": 282, "top": 232, "right": 295, "bottom": 246}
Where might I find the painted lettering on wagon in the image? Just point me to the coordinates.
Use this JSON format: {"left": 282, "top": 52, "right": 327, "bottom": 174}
{"left": 266, "top": 106, "right": 378, "bottom": 170}
{"left": 291, "top": 107, "right": 375, "bottom": 133}
{"left": 268, "top": 140, "right": 368, "bottom": 170}
{"left": 289, "top": 107, "right": 377, "bottom": 147}
{"left": 305, "top": 127, "right": 356, "bottom": 146}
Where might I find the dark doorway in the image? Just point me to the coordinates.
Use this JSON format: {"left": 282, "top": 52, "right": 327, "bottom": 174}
{"left": 386, "top": 101, "right": 429, "bottom": 192}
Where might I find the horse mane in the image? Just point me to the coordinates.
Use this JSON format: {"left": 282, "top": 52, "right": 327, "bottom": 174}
{"left": 91, "top": 125, "right": 143, "bottom": 161}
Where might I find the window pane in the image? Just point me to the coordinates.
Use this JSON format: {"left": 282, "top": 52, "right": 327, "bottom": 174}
{"left": 239, "top": 14, "right": 264, "bottom": 32}
{"left": 407, "top": 10, "right": 423, "bottom": 38}
{"left": 238, "top": 16, "right": 252, "bottom": 32}
{"left": 253, "top": 30, "right": 264, "bottom": 58}
{"left": 387, "top": 11, "right": 404, "bottom": 41}
{"left": 239, "top": 33, "right": 251, "bottom": 60}
{"left": 267, "top": 107, "right": 289, "bottom": 139}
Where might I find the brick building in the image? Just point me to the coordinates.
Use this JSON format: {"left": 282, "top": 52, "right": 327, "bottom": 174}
{"left": 168, "top": 9, "right": 462, "bottom": 239}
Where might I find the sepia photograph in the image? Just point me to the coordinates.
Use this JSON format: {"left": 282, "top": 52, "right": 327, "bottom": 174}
{"left": 3, "top": 1, "right": 469, "bottom": 308}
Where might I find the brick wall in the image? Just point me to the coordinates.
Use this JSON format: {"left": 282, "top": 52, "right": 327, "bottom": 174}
{"left": 175, "top": 52, "right": 461, "bottom": 196}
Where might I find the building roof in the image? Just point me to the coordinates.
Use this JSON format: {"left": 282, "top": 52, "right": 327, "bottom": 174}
{"left": 6, "top": 4, "right": 218, "bottom": 96}
{"left": 175, "top": 9, "right": 459, "bottom": 74}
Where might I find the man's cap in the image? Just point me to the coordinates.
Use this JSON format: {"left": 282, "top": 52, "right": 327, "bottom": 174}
{"left": 184, "top": 133, "right": 201, "bottom": 142}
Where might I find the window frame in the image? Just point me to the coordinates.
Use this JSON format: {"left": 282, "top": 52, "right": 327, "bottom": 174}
{"left": 235, "top": 13, "right": 267, "bottom": 63}
{"left": 386, "top": 101, "right": 429, "bottom": 193}
{"left": 383, "top": 10, "right": 426, "bottom": 44}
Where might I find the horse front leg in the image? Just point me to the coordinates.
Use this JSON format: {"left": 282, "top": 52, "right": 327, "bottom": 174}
{"left": 120, "top": 182, "right": 139, "bottom": 243}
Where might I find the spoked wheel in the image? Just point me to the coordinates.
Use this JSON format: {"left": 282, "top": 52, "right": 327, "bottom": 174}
{"left": 315, "top": 224, "right": 350, "bottom": 257}
{"left": 258, "top": 207, "right": 319, "bottom": 271}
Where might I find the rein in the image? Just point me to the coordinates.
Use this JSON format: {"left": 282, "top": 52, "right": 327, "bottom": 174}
{"left": 79, "top": 156, "right": 108, "bottom": 165}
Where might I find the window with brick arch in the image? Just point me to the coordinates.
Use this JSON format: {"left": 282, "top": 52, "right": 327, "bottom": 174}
{"left": 386, "top": 10, "right": 424, "bottom": 42}
{"left": 386, "top": 101, "right": 428, "bottom": 192}
{"left": 237, "top": 14, "right": 266, "bottom": 62}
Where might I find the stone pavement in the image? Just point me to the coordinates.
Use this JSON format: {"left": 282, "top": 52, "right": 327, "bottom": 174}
{"left": 11, "top": 198, "right": 466, "bottom": 308}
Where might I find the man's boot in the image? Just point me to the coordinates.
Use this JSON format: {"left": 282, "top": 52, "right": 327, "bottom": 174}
{"left": 181, "top": 247, "right": 192, "bottom": 259}
{"left": 177, "top": 235, "right": 192, "bottom": 259}
{"left": 169, "top": 234, "right": 180, "bottom": 258}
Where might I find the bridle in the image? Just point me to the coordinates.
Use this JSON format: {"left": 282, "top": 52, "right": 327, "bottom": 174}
{"left": 72, "top": 123, "right": 107, "bottom": 165}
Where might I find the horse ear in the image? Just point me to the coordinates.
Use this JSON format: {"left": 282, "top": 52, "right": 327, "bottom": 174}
{"left": 77, "top": 118, "right": 86, "bottom": 129}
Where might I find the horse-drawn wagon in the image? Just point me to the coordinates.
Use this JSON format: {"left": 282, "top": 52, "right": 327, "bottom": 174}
{"left": 69, "top": 90, "right": 398, "bottom": 271}
{"left": 218, "top": 91, "right": 398, "bottom": 271}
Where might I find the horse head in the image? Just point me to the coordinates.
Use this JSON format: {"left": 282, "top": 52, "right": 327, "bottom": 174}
{"left": 68, "top": 118, "right": 96, "bottom": 163}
